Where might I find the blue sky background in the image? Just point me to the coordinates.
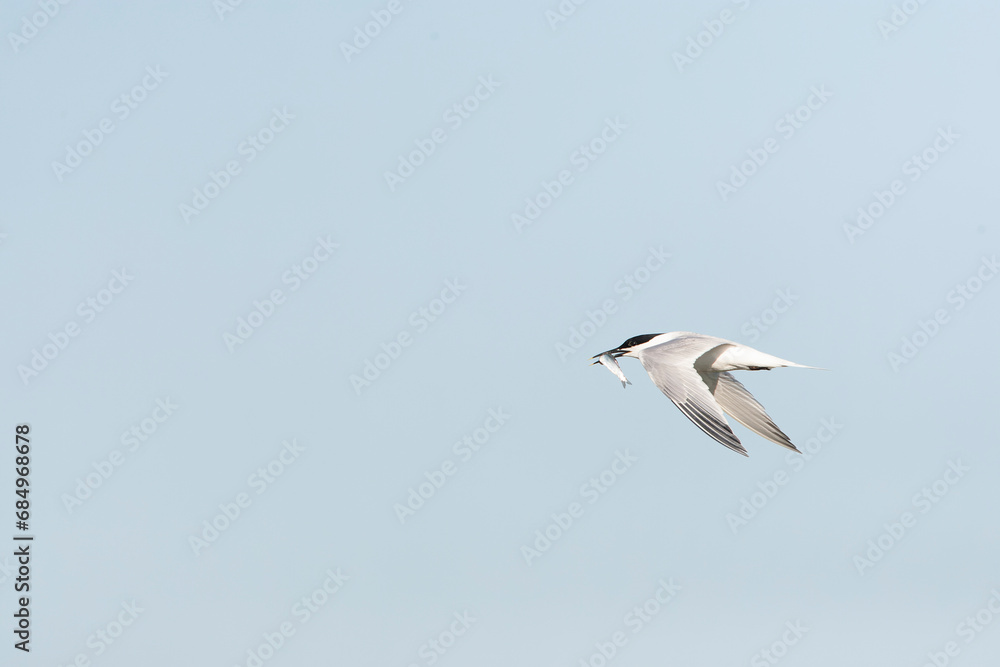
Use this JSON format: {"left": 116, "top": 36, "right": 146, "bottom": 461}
{"left": 3, "top": 1, "right": 999, "bottom": 665}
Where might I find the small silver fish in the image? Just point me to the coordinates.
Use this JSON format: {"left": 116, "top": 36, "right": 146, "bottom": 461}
{"left": 593, "top": 353, "right": 631, "bottom": 388}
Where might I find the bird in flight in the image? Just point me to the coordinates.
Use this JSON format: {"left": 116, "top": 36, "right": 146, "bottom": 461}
{"left": 591, "top": 332, "right": 821, "bottom": 456}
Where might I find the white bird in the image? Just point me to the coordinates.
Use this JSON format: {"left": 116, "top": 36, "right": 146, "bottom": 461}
{"left": 593, "top": 352, "right": 631, "bottom": 387}
{"left": 592, "top": 332, "right": 821, "bottom": 456}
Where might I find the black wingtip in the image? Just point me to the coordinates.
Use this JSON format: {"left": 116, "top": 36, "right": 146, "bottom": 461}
{"left": 728, "top": 440, "right": 749, "bottom": 457}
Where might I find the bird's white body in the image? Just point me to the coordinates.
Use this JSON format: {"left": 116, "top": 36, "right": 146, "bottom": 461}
{"left": 625, "top": 332, "right": 817, "bottom": 373}
{"left": 593, "top": 332, "right": 821, "bottom": 456}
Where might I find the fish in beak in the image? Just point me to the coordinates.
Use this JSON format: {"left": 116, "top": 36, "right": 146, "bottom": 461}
{"left": 592, "top": 352, "right": 631, "bottom": 388}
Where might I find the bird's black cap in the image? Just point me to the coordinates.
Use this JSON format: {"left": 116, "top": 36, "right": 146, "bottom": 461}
{"left": 619, "top": 333, "right": 662, "bottom": 349}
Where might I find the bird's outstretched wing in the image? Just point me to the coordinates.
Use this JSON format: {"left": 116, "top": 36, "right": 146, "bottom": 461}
{"left": 702, "top": 372, "right": 800, "bottom": 453}
{"left": 638, "top": 339, "right": 748, "bottom": 456}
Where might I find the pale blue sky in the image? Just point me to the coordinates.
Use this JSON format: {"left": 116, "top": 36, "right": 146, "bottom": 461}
{"left": 2, "top": 1, "right": 999, "bottom": 665}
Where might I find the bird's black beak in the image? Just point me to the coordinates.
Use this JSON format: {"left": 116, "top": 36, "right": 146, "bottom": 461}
{"left": 590, "top": 348, "right": 625, "bottom": 364}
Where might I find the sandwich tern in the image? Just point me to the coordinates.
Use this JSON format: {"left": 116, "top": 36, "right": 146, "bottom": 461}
{"left": 592, "top": 332, "right": 821, "bottom": 456}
